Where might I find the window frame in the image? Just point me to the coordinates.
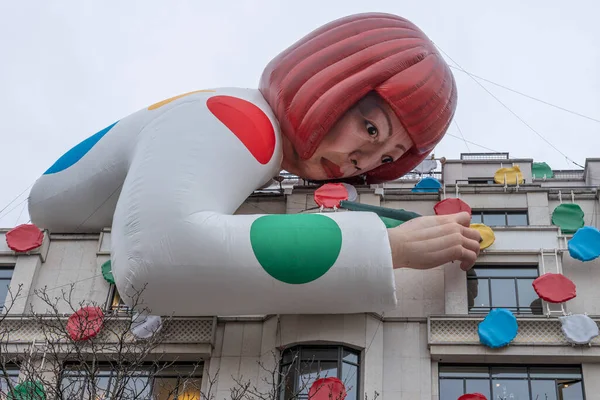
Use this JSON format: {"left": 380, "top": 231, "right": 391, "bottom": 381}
{"left": 105, "top": 284, "right": 131, "bottom": 313}
{"left": 470, "top": 210, "right": 529, "bottom": 226}
{"left": 279, "top": 345, "right": 360, "bottom": 400}
{"left": 60, "top": 361, "right": 202, "bottom": 400}
{"left": 439, "top": 364, "right": 586, "bottom": 400}
{"left": 467, "top": 266, "right": 543, "bottom": 315}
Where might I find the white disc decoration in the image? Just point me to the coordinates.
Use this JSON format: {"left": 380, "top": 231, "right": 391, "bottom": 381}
{"left": 413, "top": 158, "right": 437, "bottom": 174}
{"left": 131, "top": 314, "right": 163, "bottom": 340}
{"left": 341, "top": 183, "right": 358, "bottom": 202}
{"left": 559, "top": 314, "right": 599, "bottom": 345}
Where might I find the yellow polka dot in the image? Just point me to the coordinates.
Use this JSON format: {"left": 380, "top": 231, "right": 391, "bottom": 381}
{"left": 148, "top": 90, "right": 216, "bottom": 110}
{"left": 471, "top": 223, "right": 495, "bottom": 250}
{"left": 494, "top": 165, "right": 524, "bottom": 185}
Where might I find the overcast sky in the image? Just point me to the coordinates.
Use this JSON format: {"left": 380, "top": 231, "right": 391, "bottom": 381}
{"left": 1, "top": 1, "right": 599, "bottom": 227}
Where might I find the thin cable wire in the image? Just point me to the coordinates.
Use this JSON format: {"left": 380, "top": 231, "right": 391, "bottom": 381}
{"left": 448, "top": 65, "right": 600, "bottom": 124}
{"left": 0, "top": 198, "right": 28, "bottom": 221}
{"left": 436, "top": 44, "right": 585, "bottom": 169}
{"left": 445, "top": 133, "right": 500, "bottom": 153}
{"left": 453, "top": 120, "right": 471, "bottom": 152}
{"left": 15, "top": 202, "right": 27, "bottom": 226}
{"left": 0, "top": 184, "right": 32, "bottom": 215}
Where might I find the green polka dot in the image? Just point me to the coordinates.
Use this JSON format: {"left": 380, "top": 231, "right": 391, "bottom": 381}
{"left": 250, "top": 214, "right": 342, "bottom": 284}
{"left": 101, "top": 260, "right": 115, "bottom": 284}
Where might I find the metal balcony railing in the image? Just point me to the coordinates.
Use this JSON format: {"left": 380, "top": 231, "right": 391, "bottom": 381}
{"left": 460, "top": 152, "right": 510, "bottom": 161}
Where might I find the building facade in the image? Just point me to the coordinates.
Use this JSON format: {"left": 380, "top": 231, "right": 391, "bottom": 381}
{"left": 1, "top": 152, "right": 599, "bottom": 399}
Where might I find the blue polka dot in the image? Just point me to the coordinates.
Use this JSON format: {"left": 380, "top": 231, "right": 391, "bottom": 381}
{"left": 478, "top": 308, "right": 518, "bottom": 348}
{"left": 411, "top": 177, "right": 442, "bottom": 193}
{"left": 44, "top": 121, "right": 118, "bottom": 174}
{"left": 568, "top": 226, "right": 600, "bottom": 262}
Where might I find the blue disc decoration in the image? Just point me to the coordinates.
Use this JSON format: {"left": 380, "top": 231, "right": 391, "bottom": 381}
{"left": 478, "top": 308, "right": 518, "bottom": 348}
{"left": 568, "top": 226, "right": 600, "bottom": 262}
{"left": 411, "top": 177, "right": 441, "bottom": 193}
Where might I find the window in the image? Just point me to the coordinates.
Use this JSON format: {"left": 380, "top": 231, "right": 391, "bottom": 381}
{"left": 0, "top": 363, "right": 19, "bottom": 394}
{"left": 61, "top": 363, "right": 202, "bottom": 399}
{"left": 0, "top": 267, "right": 14, "bottom": 308}
{"left": 105, "top": 284, "right": 130, "bottom": 312}
{"left": 471, "top": 210, "right": 529, "bottom": 226}
{"left": 439, "top": 365, "right": 585, "bottom": 400}
{"left": 467, "top": 267, "right": 542, "bottom": 315}
{"left": 280, "top": 346, "right": 359, "bottom": 400}
{"left": 467, "top": 178, "right": 495, "bottom": 185}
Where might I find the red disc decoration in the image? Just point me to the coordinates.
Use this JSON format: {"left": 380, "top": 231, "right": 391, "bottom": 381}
{"left": 434, "top": 198, "right": 472, "bottom": 216}
{"left": 459, "top": 394, "right": 487, "bottom": 400}
{"left": 532, "top": 273, "right": 576, "bottom": 303}
{"left": 314, "top": 183, "right": 349, "bottom": 208}
{"left": 6, "top": 224, "right": 43, "bottom": 252}
{"left": 66, "top": 306, "right": 105, "bottom": 341}
{"left": 308, "top": 377, "right": 347, "bottom": 400}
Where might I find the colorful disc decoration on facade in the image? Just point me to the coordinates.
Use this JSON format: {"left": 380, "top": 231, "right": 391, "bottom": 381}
{"left": 551, "top": 203, "right": 585, "bottom": 234}
{"left": 434, "top": 198, "right": 472, "bottom": 216}
{"left": 532, "top": 162, "right": 554, "bottom": 179}
{"left": 131, "top": 313, "right": 163, "bottom": 340}
{"left": 470, "top": 224, "right": 495, "bottom": 250}
{"left": 101, "top": 260, "right": 115, "bottom": 285}
{"left": 559, "top": 314, "right": 600, "bottom": 345}
{"left": 6, "top": 224, "right": 43, "bottom": 252}
{"left": 411, "top": 177, "right": 441, "bottom": 193}
{"left": 250, "top": 214, "right": 342, "bottom": 284}
{"left": 340, "top": 183, "right": 358, "bottom": 202}
{"left": 568, "top": 226, "right": 600, "bottom": 262}
{"left": 314, "top": 183, "right": 349, "bottom": 208}
{"left": 532, "top": 273, "right": 576, "bottom": 303}
{"left": 478, "top": 308, "right": 518, "bottom": 348}
{"left": 9, "top": 380, "right": 46, "bottom": 400}
{"left": 493, "top": 165, "right": 524, "bottom": 185}
{"left": 458, "top": 394, "right": 487, "bottom": 400}
{"left": 308, "top": 377, "right": 347, "bottom": 400}
{"left": 66, "top": 306, "right": 105, "bottom": 341}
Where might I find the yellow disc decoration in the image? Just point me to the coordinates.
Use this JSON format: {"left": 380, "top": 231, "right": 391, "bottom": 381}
{"left": 471, "top": 223, "right": 495, "bottom": 249}
{"left": 494, "top": 165, "right": 524, "bottom": 185}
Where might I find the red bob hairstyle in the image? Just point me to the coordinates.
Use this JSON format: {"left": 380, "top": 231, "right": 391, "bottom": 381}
{"left": 259, "top": 12, "right": 457, "bottom": 184}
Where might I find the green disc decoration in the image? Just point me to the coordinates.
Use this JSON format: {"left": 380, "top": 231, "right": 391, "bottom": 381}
{"left": 532, "top": 162, "right": 554, "bottom": 179}
{"left": 8, "top": 380, "right": 46, "bottom": 400}
{"left": 250, "top": 214, "right": 342, "bottom": 284}
{"left": 101, "top": 260, "right": 115, "bottom": 284}
{"left": 379, "top": 216, "right": 405, "bottom": 228}
{"left": 552, "top": 203, "right": 585, "bottom": 234}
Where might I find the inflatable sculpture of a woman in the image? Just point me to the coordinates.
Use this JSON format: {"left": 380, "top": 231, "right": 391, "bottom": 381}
{"left": 28, "top": 13, "right": 481, "bottom": 315}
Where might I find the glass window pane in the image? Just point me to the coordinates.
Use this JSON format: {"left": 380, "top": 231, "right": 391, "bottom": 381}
{"left": 342, "top": 363, "right": 358, "bottom": 400}
{"left": 176, "top": 377, "right": 202, "bottom": 400}
{"left": 0, "top": 269, "right": 14, "bottom": 279}
{"left": 529, "top": 368, "right": 583, "bottom": 379}
{"left": 517, "top": 278, "right": 540, "bottom": 313}
{"left": 301, "top": 348, "right": 338, "bottom": 361}
{"left": 439, "top": 366, "right": 489, "bottom": 378}
{"left": 297, "top": 361, "right": 320, "bottom": 397}
{"left": 282, "top": 349, "right": 300, "bottom": 365}
{"left": 483, "top": 213, "right": 506, "bottom": 226}
{"left": 531, "top": 380, "right": 558, "bottom": 400}
{"left": 0, "top": 280, "right": 11, "bottom": 304}
{"left": 471, "top": 214, "right": 483, "bottom": 224}
{"left": 465, "top": 379, "right": 491, "bottom": 399}
{"left": 492, "top": 379, "right": 530, "bottom": 399}
{"left": 342, "top": 349, "right": 358, "bottom": 364}
{"left": 468, "top": 278, "right": 490, "bottom": 312}
{"left": 491, "top": 279, "right": 517, "bottom": 309}
{"left": 439, "top": 379, "right": 464, "bottom": 400}
{"left": 491, "top": 367, "right": 528, "bottom": 378}
{"left": 559, "top": 380, "right": 584, "bottom": 400}
{"left": 475, "top": 268, "right": 538, "bottom": 278}
{"left": 280, "top": 365, "right": 295, "bottom": 400}
{"left": 319, "top": 362, "right": 338, "bottom": 380}
{"left": 507, "top": 213, "right": 528, "bottom": 226}
{"left": 154, "top": 377, "right": 179, "bottom": 400}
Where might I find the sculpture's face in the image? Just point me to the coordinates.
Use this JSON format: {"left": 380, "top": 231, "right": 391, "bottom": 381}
{"left": 281, "top": 93, "right": 414, "bottom": 181}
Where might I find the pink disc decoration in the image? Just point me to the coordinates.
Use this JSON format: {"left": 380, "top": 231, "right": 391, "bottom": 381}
{"left": 67, "top": 306, "right": 105, "bottom": 341}
{"left": 532, "top": 273, "right": 576, "bottom": 303}
{"left": 308, "top": 377, "right": 347, "bottom": 400}
{"left": 434, "top": 198, "right": 472, "bottom": 216}
{"left": 6, "top": 224, "right": 43, "bottom": 252}
{"left": 459, "top": 394, "right": 487, "bottom": 400}
{"left": 314, "top": 183, "right": 349, "bottom": 208}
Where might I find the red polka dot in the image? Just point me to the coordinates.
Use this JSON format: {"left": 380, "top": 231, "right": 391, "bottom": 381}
{"left": 66, "top": 306, "right": 105, "bottom": 341}
{"left": 207, "top": 95, "right": 276, "bottom": 165}
{"left": 314, "top": 183, "right": 349, "bottom": 208}
{"left": 434, "top": 198, "right": 472, "bottom": 216}
{"left": 308, "top": 377, "right": 347, "bottom": 400}
{"left": 533, "top": 273, "right": 576, "bottom": 303}
{"left": 459, "top": 394, "right": 487, "bottom": 400}
{"left": 6, "top": 224, "right": 43, "bottom": 252}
